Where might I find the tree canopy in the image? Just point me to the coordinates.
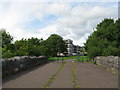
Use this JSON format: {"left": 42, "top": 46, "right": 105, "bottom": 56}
{"left": 45, "top": 34, "right": 67, "bottom": 57}
{"left": 85, "top": 18, "right": 120, "bottom": 59}
{"left": 0, "top": 28, "right": 13, "bottom": 47}
{"left": 0, "top": 29, "right": 13, "bottom": 58}
{"left": 0, "top": 30, "right": 67, "bottom": 58}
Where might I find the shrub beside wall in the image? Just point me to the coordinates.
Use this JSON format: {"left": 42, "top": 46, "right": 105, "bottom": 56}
{"left": 94, "top": 56, "right": 120, "bottom": 73}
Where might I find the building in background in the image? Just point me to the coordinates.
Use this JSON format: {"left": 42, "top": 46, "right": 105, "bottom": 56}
{"left": 64, "top": 39, "right": 81, "bottom": 56}
{"left": 73, "top": 45, "right": 81, "bottom": 56}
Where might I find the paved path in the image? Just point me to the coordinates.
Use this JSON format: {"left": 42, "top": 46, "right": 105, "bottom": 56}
{"left": 75, "top": 63, "right": 118, "bottom": 88}
{"left": 50, "top": 60, "right": 73, "bottom": 88}
{"left": 2, "top": 60, "right": 118, "bottom": 88}
{"left": 3, "top": 62, "right": 61, "bottom": 88}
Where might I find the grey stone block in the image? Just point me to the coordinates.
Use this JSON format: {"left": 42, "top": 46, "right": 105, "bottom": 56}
{"left": 94, "top": 56, "right": 120, "bottom": 73}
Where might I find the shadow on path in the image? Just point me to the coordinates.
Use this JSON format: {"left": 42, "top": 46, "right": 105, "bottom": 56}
{"left": 3, "top": 62, "right": 49, "bottom": 84}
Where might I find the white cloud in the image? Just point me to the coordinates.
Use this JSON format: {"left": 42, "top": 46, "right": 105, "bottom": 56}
{"left": 0, "top": 3, "right": 37, "bottom": 40}
{"left": 0, "top": 0, "right": 119, "bottom": 2}
{"left": 73, "top": 33, "right": 90, "bottom": 46}
{"left": 36, "top": 24, "right": 58, "bottom": 39}
{"left": 0, "top": 2, "right": 118, "bottom": 46}
{"left": 47, "top": 3, "right": 71, "bottom": 16}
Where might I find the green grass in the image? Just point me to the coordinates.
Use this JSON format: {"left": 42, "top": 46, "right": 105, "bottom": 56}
{"left": 75, "top": 56, "right": 90, "bottom": 62}
{"left": 48, "top": 57, "right": 62, "bottom": 61}
{"left": 48, "top": 56, "right": 89, "bottom": 61}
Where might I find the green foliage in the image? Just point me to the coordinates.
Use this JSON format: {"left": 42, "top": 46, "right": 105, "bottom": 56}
{"left": 0, "top": 29, "right": 13, "bottom": 58}
{"left": 0, "top": 29, "right": 14, "bottom": 58}
{"left": 0, "top": 29, "right": 67, "bottom": 58}
{"left": 0, "top": 28, "right": 13, "bottom": 47}
{"left": 14, "top": 38, "right": 43, "bottom": 56}
{"left": 45, "top": 34, "right": 67, "bottom": 57}
{"left": 2, "top": 50, "right": 13, "bottom": 58}
{"left": 85, "top": 18, "right": 120, "bottom": 59}
{"left": 75, "top": 56, "right": 89, "bottom": 62}
{"left": 39, "top": 45, "right": 47, "bottom": 55}
{"left": 14, "top": 39, "right": 28, "bottom": 56}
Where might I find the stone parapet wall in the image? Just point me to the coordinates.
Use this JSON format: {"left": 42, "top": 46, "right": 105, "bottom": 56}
{"left": 0, "top": 56, "right": 48, "bottom": 78}
{"left": 94, "top": 56, "right": 120, "bottom": 73}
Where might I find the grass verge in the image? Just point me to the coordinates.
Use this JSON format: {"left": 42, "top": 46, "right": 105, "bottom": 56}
{"left": 72, "top": 61, "right": 80, "bottom": 88}
{"left": 48, "top": 56, "right": 80, "bottom": 61}
{"left": 75, "top": 56, "right": 90, "bottom": 62}
{"left": 48, "top": 56, "right": 91, "bottom": 63}
{"left": 44, "top": 62, "right": 66, "bottom": 88}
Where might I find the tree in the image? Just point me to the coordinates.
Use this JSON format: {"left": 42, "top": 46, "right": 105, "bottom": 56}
{"left": 27, "top": 37, "right": 43, "bottom": 56}
{"left": 2, "top": 50, "right": 13, "bottom": 58}
{"left": 0, "top": 28, "right": 13, "bottom": 48}
{"left": 45, "top": 34, "right": 67, "bottom": 57}
{"left": 0, "top": 29, "right": 13, "bottom": 58}
{"left": 85, "top": 18, "right": 120, "bottom": 59}
{"left": 14, "top": 39, "right": 28, "bottom": 56}
{"left": 0, "top": 29, "right": 67, "bottom": 58}
{"left": 11, "top": 37, "right": 46, "bottom": 57}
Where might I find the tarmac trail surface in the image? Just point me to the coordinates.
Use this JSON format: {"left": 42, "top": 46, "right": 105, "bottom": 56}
{"left": 3, "top": 60, "right": 118, "bottom": 88}
{"left": 75, "top": 63, "right": 118, "bottom": 88}
{"left": 50, "top": 60, "right": 73, "bottom": 88}
{"left": 3, "top": 62, "right": 61, "bottom": 88}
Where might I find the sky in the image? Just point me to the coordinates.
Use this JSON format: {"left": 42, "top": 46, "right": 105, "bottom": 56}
{"left": 0, "top": 0, "right": 119, "bottom": 46}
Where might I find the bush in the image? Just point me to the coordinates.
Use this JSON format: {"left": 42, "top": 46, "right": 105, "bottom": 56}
{"left": 2, "top": 50, "right": 13, "bottom": 58}
{"left": 85, "top": 18, "right": 120, "bottom": 58}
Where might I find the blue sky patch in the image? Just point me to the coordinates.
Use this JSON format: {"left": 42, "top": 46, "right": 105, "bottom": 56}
{"left": 21, "top": 14, "right": 59, "bottom": 31}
